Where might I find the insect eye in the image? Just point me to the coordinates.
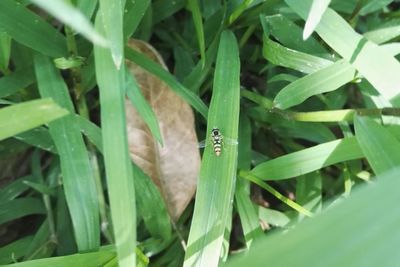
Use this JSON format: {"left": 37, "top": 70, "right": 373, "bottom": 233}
{"left": 212, "top": 130, "right": 218, "bottom": 136}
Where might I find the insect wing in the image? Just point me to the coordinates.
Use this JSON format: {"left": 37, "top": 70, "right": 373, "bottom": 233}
{"left": 198, "top": 139, "right": 207, "bottom": 148}
{"left": 224, "top": 137, "right": 238, "bottom": 146}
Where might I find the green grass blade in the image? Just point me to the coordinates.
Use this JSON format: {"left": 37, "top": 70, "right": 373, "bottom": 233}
{"left": 251, "top": 137, "right": 364, "bottom": 180}
{"left": 94, "top": 14, "right": 136, "bottom": 267}
{"left": 0, "top": 0, "right": 67, "bottom": 57}
{"left": 0, "top": 198, "right": 46, "bottom": 225}
{"left": 354, "top": 115, "right": 400, "bottom": 175}
{"left": 15, "top": 127, "right": 57, "bottom": 154}
{"left": 99, "top": 0, "right": 124, "bottom": 68}
{"left": 364, "top": 25, "right": 400, "bottom": 44}
{"left": 184, "top": 30, "right": 240, "bottom": 267}
{"left": 34, "top": 54, "right": 100, "bottom": 251}
{"left": 303, "top": 0, "right": 331, "bottom": 40}
{"left": 0, "top": 67, "right": 35, "bottom": 98}
{"left": 285, "top": 0, "right": 400, "bottom": 105}
{"left": 262, "top": 35, "right": 332, "bottom": 74}
{"left": 0, "top": 249, "right": 116, "bottom": 267}
{"left": 152, "top": 0, "right": 186, "bottom": 24}
{"left": 227, "top": 168, "right": 400, "bottom": 267}
{"left": 125, "top": 47, "right": 208, "bottom": 118}
{"left": 30, "top": 0, "right": 107, "bottom": 47}
{"left": 0, "top": 175, "right": 35, "bottom": 202}
{"left": 76, "top": 0, "right": 98, "bottom": 19}
{"left": 188, "top": 0, "right": 206, "bottom": 66}
{"left": 125, "top": 69, "right": 162, "bottom": 145}
{"left": 0, "top": 31, "right": 11, "bottom": 72}
{"left": 0, "top": 98, "right": 68, "bottom": 141}
{"left": 123, "top": 0, "right": 150, "bottom": 40}
{"left": 273, "top": 60, "right": 356, "bottom": 109}
{"left": 239, "top": 171, "right": 313, "bottom": 217}
{"left": 0, "top": 236, "right": 34, "bottom": 264}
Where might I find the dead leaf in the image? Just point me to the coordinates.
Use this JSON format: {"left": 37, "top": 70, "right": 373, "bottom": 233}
{"left": 125, "top": 39, "right": 201, "bottom": 221}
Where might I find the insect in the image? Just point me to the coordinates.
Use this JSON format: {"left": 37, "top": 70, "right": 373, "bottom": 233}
{"left": 199, "top": 128, "right": 238, "bottom": 156}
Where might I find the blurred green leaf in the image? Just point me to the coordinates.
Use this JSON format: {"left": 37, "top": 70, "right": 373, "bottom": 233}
{"left": 0, "top": 31, "right": 11, "bottom": 72}
{"left": 30, "top": 0, "right": 108, "bottom": 47}
{"left": 0, "top": 0, "right": 67, "bottom": 57}
{"left": 0, "top": 67, "right": 35, "bottom": 98}
{"left": 227, "top": 168, "right": 400, "bottom": 267}
{"left": 0, "top": 236, "right": 34, "bottom": 264}
{"left": 303, "top": 0, "right": 331, "bottom": 40}
{"left": 0, "top": 198, "right": 46, "bottom": 225}
{"left": 0, "top": 98, "right": 69, "bottom": 141}
{"left": 188, "top": 0, "right": 205, "bottom": 66}
{"left": 123, "top": 0, "right": 150, "bottom": 40}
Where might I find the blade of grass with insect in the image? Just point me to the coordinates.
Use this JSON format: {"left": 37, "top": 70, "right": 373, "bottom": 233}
{"left": 34, "top": 54, "right": 100, "bottom": 251}
{"left": 29, "top": 0, "right": 107, "bottom": 47}
{"left": 0, "top": 0, "right": 67, "bottom": 57}
{"left": 285, "top": 0, "right": 400, "bottom": 105}
{"left": 0, "top": 98, "right": 68, "bottom": 141}
{"left": 125, "top": 47, "right": 208, "bottom": 118}
{"left": 227, "top": 168, "right": 400, "bottom": 267}
{"left": 354, "top": 115, "right": 400, "bottom": 175}
{"left": 303, "top": 0, "right": 331, "bottom": 40}
{"left": 94, "top": 13, "right": 137, "bottom": 267}
{"left": 184, "top": 30, "right": 240, "bottom": 267}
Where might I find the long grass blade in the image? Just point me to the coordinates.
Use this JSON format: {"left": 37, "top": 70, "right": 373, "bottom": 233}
{"left": 184, "top": 30, "right": 240, "bottom": 267}
{"left": 303, "top": 0, "right": 331, "bottom": 40}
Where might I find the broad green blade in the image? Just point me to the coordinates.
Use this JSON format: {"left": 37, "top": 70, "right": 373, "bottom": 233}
{"left": 0, "top": 31, "right": 11, "bottom": 72}
{"left": 188, "top": 0, "right": 206, "bottom": 66}
{"left": 273, "top": 60, "right": 356, "bottom": 109}
{"left": 0, "top": 198, "right": 45, "bottom": 225}
{"left": 227, "top": 168, "right": 400, "bottom": 267}
{"left": 359, "top": 0, "right": 394, "bottom": 15}
{"left": 0, "top": 0, "right": 67, "bottom": 57}
{"left": 0, "top": 175, "right": 35, "bottom": 202}
{"left": 99, "top": 0, "right": 124, "bottom": 68}
{"left": 0, "top": 236, "right": 34, "bottom": 264}
{"left": 0, "top": 68, "right": 36, "bottom": 98}
{"left": 125, "top": 69, "right": 162, "bottom": 145}
{"left": 34, "top": 54, "right": 100, "bottom": 251}
{"left": 364, "top": 25, "right": 400, "bottom": 44}
{"left": 30, "top": 0, "right": 107, "bottom": 47}
{"left": 94, "top": 14, "right": 136, "bottom": 267}
{"left": 15, "top": 127, "right": 57, "bottom": 153}
{"left": 251, "top": 137, "right": 363, "bottom": 180}
{"left": 0, "top": 98, "right": 68, "bottom": 141}
{"left": 152, "top": 0, "right": 186, "bottom": 24}
{"left": 184, "top": 30, "right": 240, "bottom": 267}
{"left": 76, "top": 0, "right": 98, "bottom": 19}
{"left": 303, "top": 0, "right": 331, "bottom": 40}
{"left": 354, "top": 115, "right": 400, "bottom": 175}
{"left": 285, "top": 0, "right": 400, "bottom": 105}
{"left": 125, "top": 47, "right": 208, "bottom": 118}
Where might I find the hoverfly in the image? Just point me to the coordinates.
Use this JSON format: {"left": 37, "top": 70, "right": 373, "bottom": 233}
{"left": 199, "top": 127, "right": 238, "bottom": 156}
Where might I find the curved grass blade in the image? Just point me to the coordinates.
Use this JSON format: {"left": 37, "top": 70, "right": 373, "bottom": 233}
{"left": 0, "top": 67, "right": 36, "bottom": 98}
{"left": 251, "top": 137, "right": 363, "bottom": 181}
{"left": 227, "top": 168, "right": 400, "bottom": 267}
{"left": 184, "top": 30, "right": 240, "bottom": 267}
{"left": 354, "top": 115, "right": 400, "bottom": 175}
{"left": 34, "top": 54, "right": 100, "bottom": 251}
{"left": 285, "top": 0, "right": 400, "bottom": 105}
{"left": 123, "top": 0, "right": 150, "bottom": 40}
{"left": 0, "top": 98, "right": 68, "bottom": 141}
{"left": 30, "top": 0, "right": 108, "bottom": 47}
{"left": 364, "top": 25, "right": 400, "bottom": 44}
{"left": 0, "top": 0, "right": 67, "bottom": 57}
{"left": 273, "top": 60, "right": 356, "bottom": 109}
{"left": 303, "top": 0, "right": 331, "bottom": 40}
{"left": 0, "top": 198, "right": 45, "bottom": 225}
{"left": 125, "top": 47, "right": 208, "bottom": 118}
{"left": 0, "top": 236, "right": 34, "bottom": 264}
{"left": 94, "top": 14, "right": 136, "bottom": 267}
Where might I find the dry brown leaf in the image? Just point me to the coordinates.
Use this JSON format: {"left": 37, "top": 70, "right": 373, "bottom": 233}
{"left": 125, "top": 39, "right": 201, "bottom": 221}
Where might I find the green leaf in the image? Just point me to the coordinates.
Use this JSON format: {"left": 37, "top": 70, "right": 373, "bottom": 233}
{"left": 0, "top": 198, "right": 46, "bottom": 225}
{"left": 152, "top": 0, "right": 186, "bottom": 25}
{"left": 0, "top": 236, "right": 34, "bottom": 264}
{"left": 285, "top": 0, "right": 400, "bottom": 105}
{"left": 0, "top": 175, "right": 35, "bottom": 202}
{"left": 30, "top": 0, "right": 108, "bottom": 47}
{"left": 364, "top": 25, "right": 400, "bottom": 44}
{"left": 125, "top": 47, "right": 208, "bottom": 118}
{"left": 354, "top": 115, "right": 400, "bottom": 175}
{"left": 0, "top": 31, "right": 11, "bottom": 72}
{"left": 0, "top": 98, "right": 68, "bottom": 141}
{"left": 34, "top": 54, "right": 100, "bottom": 252}
{"left": 0, "top": 0, "right": 67, "bottom": 57}
{"left": 99, "top": 0, "right": 124, "bottom": 68}
{"left": 15, "top": 127, "right": 57, "bottom": 154}
{"left": 273, "top": 60, "right": 356, "bottom": 109}
{"left": 251, "top": 137, "right": 363, "bottom": 180}
{"left": 94, "top": 14, "right": 136, "bottom": 267}
{"left": 123, "top": 0, "right": 150, "bottom": 40}
{"left": 184, "top": 30, "right": 240, "bottom": 267}
{"left": 76, "top": 0, "right": 98, "bottom": 19}
{"left": 303, "top": 0, "right": 331, "bottom": 40}
{"left": 125, "top": 69, "right": 162, "bottom": 145}
{"left": 227, "top": 168, "right": 400, "bottom": 267}
{"left": 0, "top": 67, "right": 35, "bottom": 98}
